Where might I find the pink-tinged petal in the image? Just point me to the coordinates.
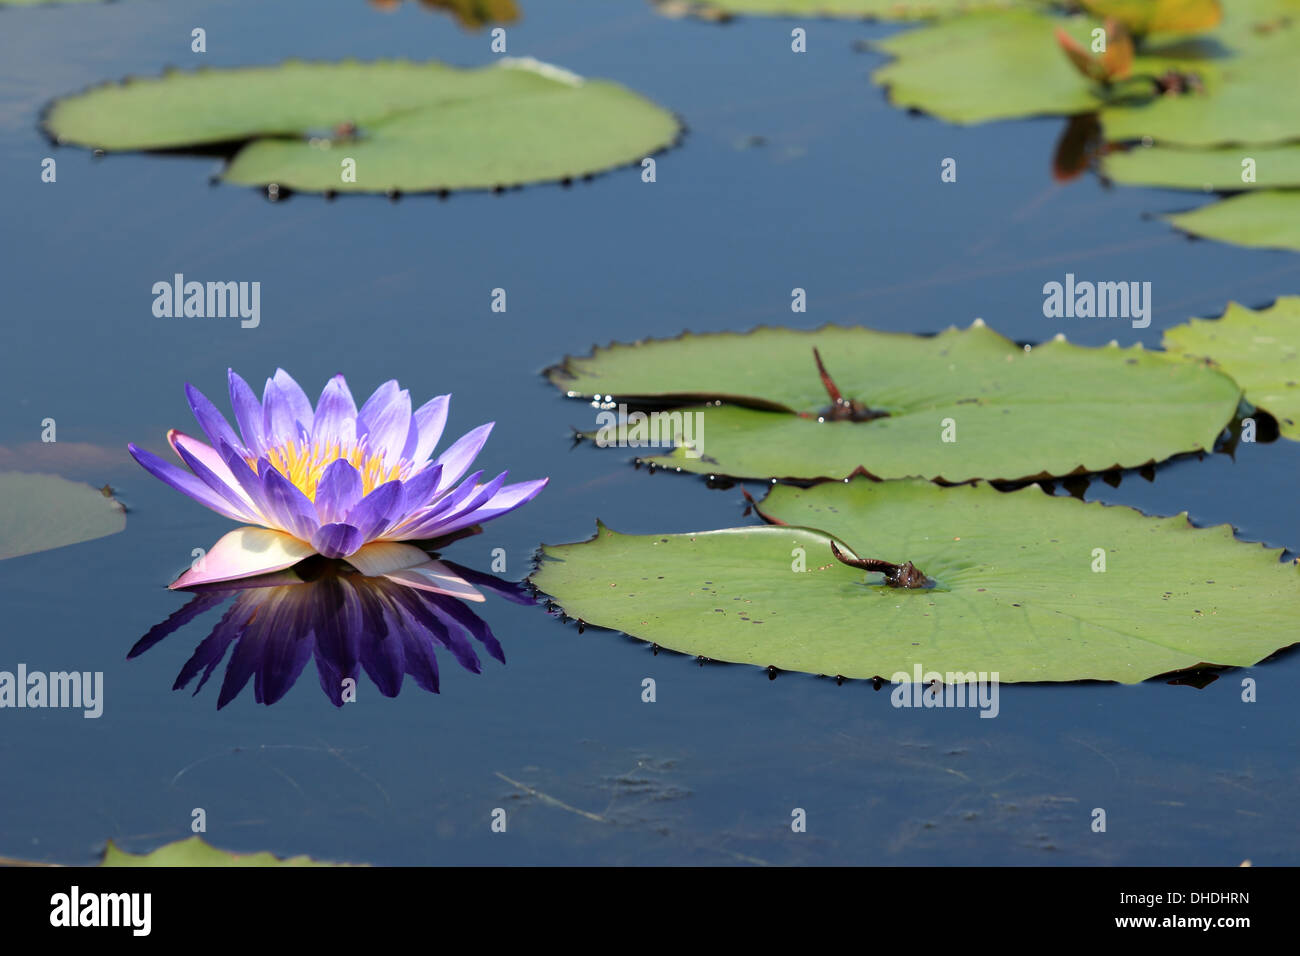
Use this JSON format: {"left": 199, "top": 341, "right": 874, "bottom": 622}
{"left": 432, "top": 422, "right": 494, "bottom": 493}
{"left": 312, "top": 374, "right": 357, "bottom": 448}
{"left": 314, "top": 458, "right": 363, "bottom": 525}
{"left": 185, "top": 383, "right": 244, "bottom": 455}
{"left": 405, "top": 394, "right": 451, "bottom": 466}
{"left": 272, "top": 368, "right": 314, "bottom": 429}
{"left": 345, "top": 540, "right": 431, "bottom": 576}
{"left": 128, "top": 442, "right": 253, "bottom": 523}
{"left": 381, "top": 561, "right": 485, "bottom": 602}
{"left": 359, "top": 386, "right": 412, "bottom": 468}
{"left": 218, "top": 442, "right": 281, "bottom": 530}
{"left": 168, "top": 430, "right": 257, "bottom": 514}
{"left": 168, "top": 527, "right": 315, "bottom": 590}
{"left": 228, "top": 369, "right": 269, "bottom": 454}
{"left": 311, "top": 522, "right": 365, "bottom": 559}
{"left": 167, "top": 431, "right": 261, "bottom": 523}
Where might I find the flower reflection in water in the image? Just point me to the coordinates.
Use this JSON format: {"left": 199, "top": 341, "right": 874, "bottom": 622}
{"left": 129, "top": 557, "right": 532, "bottom": 708}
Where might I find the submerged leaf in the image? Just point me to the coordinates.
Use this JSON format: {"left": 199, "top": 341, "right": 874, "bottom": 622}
{"left": 532, "top": 479, "right": 1300, "bottom": 683}
{"left": 1164, "top": 297, "right": 1300, "bottom": 439}
{"left": 548, "top": 323, "right": 1240, "bottom": 482}
{"left": 45, "top": 60, "right": 680, "bottom": 194}
{"left": 0, "top": 471, "right": 125, "bottom": 562}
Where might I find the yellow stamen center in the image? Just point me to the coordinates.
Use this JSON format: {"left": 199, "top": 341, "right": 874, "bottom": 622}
{"left": 252, "top": 438, "right": 405, "bottom": 500}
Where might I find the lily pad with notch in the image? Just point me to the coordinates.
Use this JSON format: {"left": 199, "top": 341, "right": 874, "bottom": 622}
{"left": 548, "top": 322, "right": 1241, "bottom": 482}
{"left": 1164, "top": 296, "right": 1300, "bottom": 439}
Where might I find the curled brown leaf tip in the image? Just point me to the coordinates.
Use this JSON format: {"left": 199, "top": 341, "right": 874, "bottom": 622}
{"left": 831, "top": 541, "right": 933, "bottom": 589}
{"left": 811, "top": 348, "right": 889, "bottom": 422}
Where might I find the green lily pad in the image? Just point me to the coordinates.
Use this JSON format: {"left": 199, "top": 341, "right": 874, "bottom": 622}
{"left": 871, "top": 4, "right": 1300, "bottom": 145}
{"left": 1164, "top": 297, "right": 1300, "bottom": 439}
{"left": 531, "top": 479, "right": 1300, "bottom": 683}
{"left": 1164, "top": 190, "right": 1300, "bottom": 251}
{"left": 1103, "top": 143, "right": 1300, "bottom": 190}
{"left": 0, "top": 471, "right": 125, "bottom": 562}
{"left": 44, "top": 59, "right": 681, "bottom": 193}
{"left": 548, "top": 322, "right": 1240, "bottom": 481}
{"left": 101, "top": 836, "right": 351, "bottom": 866}
{"left": 1100, "top": 49, "right": 1300, "bottom": 148}
{"left": 655, "top": 0, "right": 1029, "bottom": 20}
{"left": 872, "top": 10, "right": 1100, "bottom": 124}
{"left": 1078, "top": 0, "right": 1222, "bottom": 35}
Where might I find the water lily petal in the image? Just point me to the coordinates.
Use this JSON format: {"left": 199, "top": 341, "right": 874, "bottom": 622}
{"left": 272, "top": 368, "right": 315, "bottom": 429}
{"left": 392, "top": 462, "right": 442, "bottom": 514}
{"left": 169, "top": 527, "right": 315, "bottom": 589}
{"left": 168, "top": 430, "right": 249, "bottom": 504}
{"left": 345, "top": 540, "right": 430, "bottom": 576}
{"left": 394, "top": 471, "right": 508, "bottom": 540}
{"left": 385, "top": 469, "right": 484, "bottom": 537}
{"left": 128, "top": 443, "right": 253, "bottom": 523}
{"left": 359, "top": 384, "right": 412, "bottom": 468}
{"left": 312, "top": 374, "right": 357, "bottom": 449}
{"left": 167, "top": 430, "right": 261, "bottom": 522}
{"left": 406, "top": 394, "right": 451, "bottom": 466}
{"left": 259, "top": 465, "right": 320, "bottom": 542}
{"left": 381, "top": 561, "right": 486, "bottom": 602}
{"left": 409, "top": 476, "right": 549, "bottom": 540}
{"left": 228, "top": 369, "right": 269, "bottom": 455}
{"left": 314, "top": 458, "right": 364, "bottom": 525}
{"left": 185, "top": 383, "right": 244, "bottom": 456}
{"left": 432, "top": 422, "right": 494, "bottom": 493}
{"left": 358, "top": 379, "right": 400, "bottom": 423}
{"left": 261, "top": 376, "right": 302, "bottom": 449}
{"left": 345, "top": 479, "right": 404, "bottom": 540}
{"left": 311, "top": 522, "right": 365, "bottom": 559}
{"left": 218, "top": 442, "right": 282, "bottom": 529}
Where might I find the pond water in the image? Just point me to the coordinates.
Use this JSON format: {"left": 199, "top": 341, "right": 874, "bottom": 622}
{"left": 2, "top": 0, "right": 1298, "bottom": 866}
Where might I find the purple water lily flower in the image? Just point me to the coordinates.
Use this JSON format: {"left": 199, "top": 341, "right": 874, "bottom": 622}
{"left": 128, "top": 369, "right": 547, "bottom": 591}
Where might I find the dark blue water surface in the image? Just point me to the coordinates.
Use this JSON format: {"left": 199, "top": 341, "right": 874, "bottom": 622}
{"left": 2, "top": 0, "right": 1299, "bottom": 866}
